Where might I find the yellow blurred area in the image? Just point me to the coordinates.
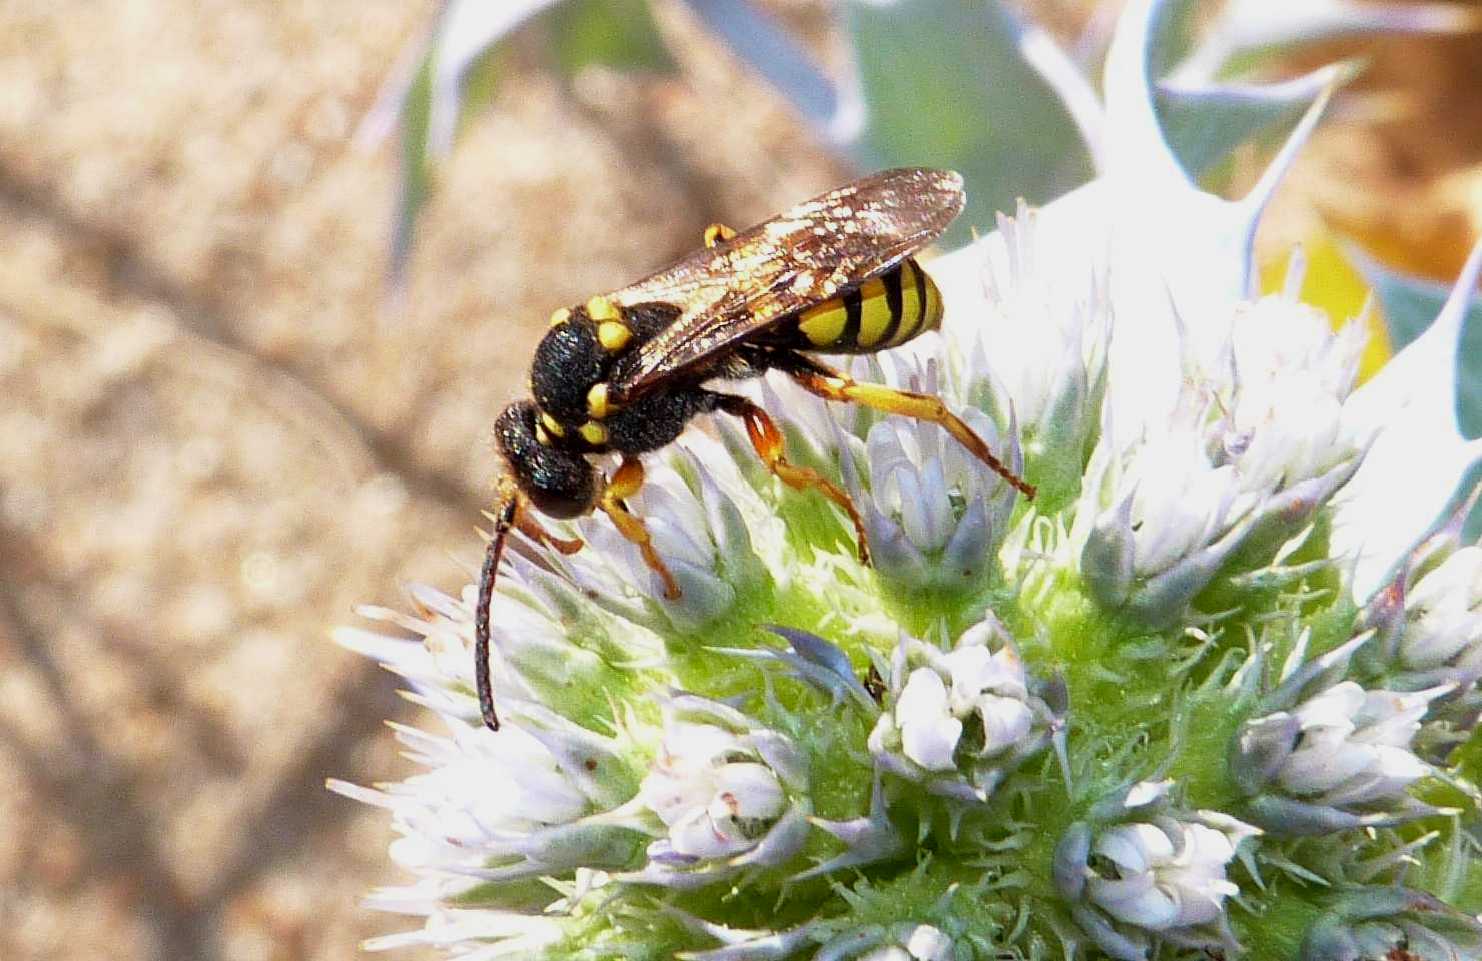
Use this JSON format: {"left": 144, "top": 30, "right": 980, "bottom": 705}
{"left": 1257, "top": 234, "right": 1394, "bottom": 382}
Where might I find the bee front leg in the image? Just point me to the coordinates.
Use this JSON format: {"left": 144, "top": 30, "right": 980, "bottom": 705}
{"left": 511, "top": 507, "right": 584, "bottom": 555}
{"left": 710, "top": 392, "right": 870, "bottom": 565}
{"left": 599, "top": 456, "right": 681, "bottom": 600}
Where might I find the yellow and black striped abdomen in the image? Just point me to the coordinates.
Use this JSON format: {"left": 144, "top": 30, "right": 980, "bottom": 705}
{"left": 765, "top": 257, "right": 943, "bottom": 354}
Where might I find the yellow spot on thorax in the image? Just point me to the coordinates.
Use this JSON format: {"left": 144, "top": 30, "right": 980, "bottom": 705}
{"left": 598, "top": 321, "right": 632, "bottom": 351}
{"left": 587, "top": 382, "right": 614, "bottom": 419}
{"left": 540, "top": 413, "right": 566, "bottom": 437}
{"left": 586, "top": 295, "right": 620, "bottom": 322}
{"left": 548, "top": 307, "right": 571, "bottom": 327}
{"left": 579, "top": 421, "right": 608, "bottom": 445}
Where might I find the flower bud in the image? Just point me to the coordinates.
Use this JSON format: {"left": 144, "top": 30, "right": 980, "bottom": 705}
{"left": 857, "top": 384, "right": 1021, "bottom": 592}
{"left": 936, "top": 205, "right": 1112, "bottom": 504}
{"left": 328, "top": 712, "right": 646, "bottom": 883}
{"left": 868, "top": 618, "right": 1059, "bottom": 802}
{"left": 1054, "top": 783, "right": 1257, "bottom": 960}
{"left": 1397, "top": 547, "right": 1482, "bottom": 679}
{"left": 1232, "top": 681, "right": 1451, "bottom": 834}
{"left": 571, "top": 438, "right": 776, "bottom": 632}
{"left": 1300, "top": 887, "right": 1482, "bottom": 961}
{"left": 850, "top": 924, "right": 955, "bottom": 961}
{"left": 626, "top": 695, "right": 810, "bottom": 887}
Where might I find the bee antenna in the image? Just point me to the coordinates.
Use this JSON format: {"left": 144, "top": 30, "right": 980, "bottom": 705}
{"left": 476, "top": 491, "right": 519, "bottom": 732}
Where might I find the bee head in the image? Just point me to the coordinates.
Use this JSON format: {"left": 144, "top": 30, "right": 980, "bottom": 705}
{"left": 495, "top": 401, "right": 598, "bottom": 519}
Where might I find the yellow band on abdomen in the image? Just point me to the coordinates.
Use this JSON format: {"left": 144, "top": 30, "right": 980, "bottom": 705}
{"left": 856, "top": 276, "right": 893, "bottom": 347}
{"left": 798, "top": 300, "right": 848, "bottom": 347}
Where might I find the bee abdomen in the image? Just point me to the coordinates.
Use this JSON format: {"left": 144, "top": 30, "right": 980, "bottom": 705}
{"left": 775, "top": 258, "right": 943, "bottom": 354}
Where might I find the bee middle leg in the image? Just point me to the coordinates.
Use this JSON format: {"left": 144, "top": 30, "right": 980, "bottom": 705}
{"left": 709, "top": 392, "right": 870, "bottom": 565}
{"left": 771, "top": 352, "right": 1036, "bottom": 500}
{"left": 509, "top": 509, "right": 584, "bottom": 555}
{"left": 599, "top": 456, "right": 681, "bottom": 600}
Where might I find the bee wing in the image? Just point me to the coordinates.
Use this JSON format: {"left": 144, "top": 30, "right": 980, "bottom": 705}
{"left": 606, "top": 167, "right": 965, "bottom": 402}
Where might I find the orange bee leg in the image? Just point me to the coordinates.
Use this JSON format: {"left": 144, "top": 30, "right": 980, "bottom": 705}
{"left": 782, "top": 359, "right": 1036, "bottom": 500}
{"left": 599, "top": 456, "right": 681, "bottom": 601}
{"left": 512, "top": 505, "right": 584, "bottom": 555}
{"left": 712, "top": 393, "right": 871, "bottom": 566}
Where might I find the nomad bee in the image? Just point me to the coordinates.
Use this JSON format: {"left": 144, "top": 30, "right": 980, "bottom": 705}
{"left": 477, "top": 167, "right": 1034, "bottom": 731}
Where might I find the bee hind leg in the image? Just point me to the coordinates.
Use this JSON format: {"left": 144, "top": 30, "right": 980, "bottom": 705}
{"left": 599, "top": 456, "right": 681, "bottom": 600}
{"left": 774, "top": 353, "right": 1036, "bottom": 500}
{"left": 709, "top": 392, "right": 870, "bottom": 565}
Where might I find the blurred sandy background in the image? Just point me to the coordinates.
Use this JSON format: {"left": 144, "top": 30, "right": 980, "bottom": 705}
{"left": 0, "top": 2, "right": 1477, "bottom": 960}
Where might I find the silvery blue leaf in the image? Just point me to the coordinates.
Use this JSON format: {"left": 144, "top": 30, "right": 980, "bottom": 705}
{"left": 842, "top": 0, "right": 1094, "bottom": 246}
{"left": 1355, "top": 249, "right": 1482, "bottom": 439}
{"left": 1088, "top": 0, "right": 1338, "bottom": 434}
{"left": 1173, "top": 0, "right": 1482, "bottom": 80}
{"left": 360, "top": 0, "right": 558, "bottom": 285}
{"left": 1157, "top": 62, "right": 1356, "bottom": 176}
{"left": 683, "top": 0, "right": 861, "bottom": 144}
{"left": 1334, "top": 240, "right": 1482, "bottom": 597}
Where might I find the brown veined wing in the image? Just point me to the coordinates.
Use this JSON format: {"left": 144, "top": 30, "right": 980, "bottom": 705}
{"left": 606, "top": 167, "right": 965, "bottom": 404}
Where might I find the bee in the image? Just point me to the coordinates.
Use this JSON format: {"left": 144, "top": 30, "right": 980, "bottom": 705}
{"left": 477, "top": 167, "right": 1034, "bottom": 731}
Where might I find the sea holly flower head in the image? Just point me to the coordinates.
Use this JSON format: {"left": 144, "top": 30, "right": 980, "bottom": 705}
{"left": 337, "top": 2, "right": 1482, "bottom": 958}
{"left": 1077, "top": 276, "right": 1369, "bottom": 626}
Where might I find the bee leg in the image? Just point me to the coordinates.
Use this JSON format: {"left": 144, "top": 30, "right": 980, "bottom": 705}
{"left": 710, "top": 393, "right": 871, "bottom": 565}
{"left": 475, "top": 481, "right": 521, "bottom": 732}
{"left": 703, "top": 223, "right": 737, "bottom": 248}
{"left": 778, "top": 354, "right": 1036, "bottom": 499}
{"left": 511, "top": 506, "right": 584, "bottom": 555}
{"left": 599, "top": 456, "right": 681, "bottom": 600}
